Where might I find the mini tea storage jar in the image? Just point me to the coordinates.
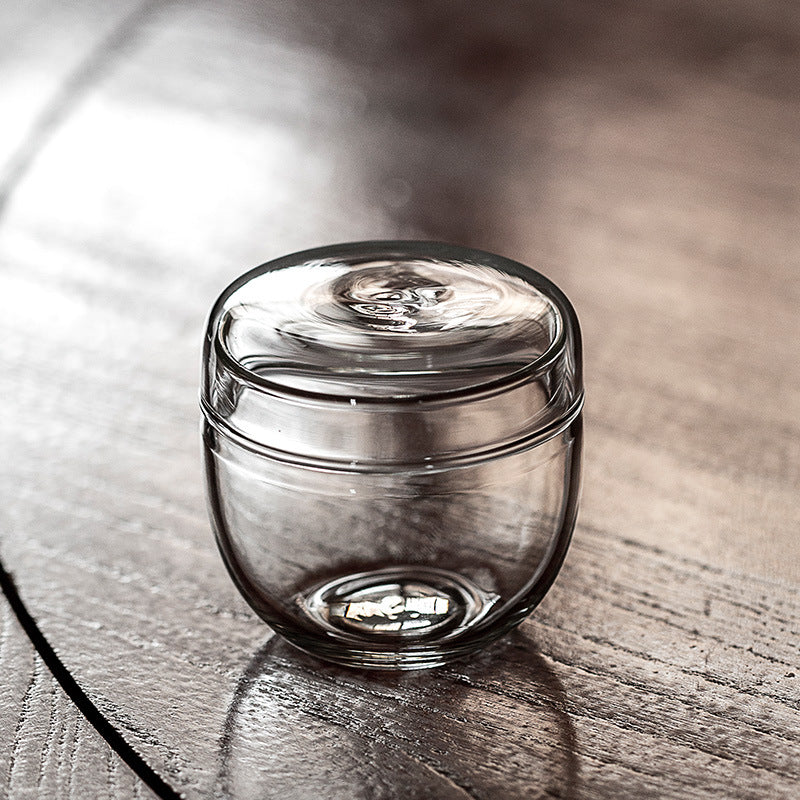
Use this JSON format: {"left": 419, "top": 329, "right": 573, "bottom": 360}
{"left": 201, "top": 241, "right": 583, "bottom": 669}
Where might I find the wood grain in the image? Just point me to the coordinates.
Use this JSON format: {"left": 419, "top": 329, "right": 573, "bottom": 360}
{"left": 0, "top": 2, "right": 168, "bottom": 795}
{"left": 0, "top": 597, "right": 156, "bottom": 799}
{"left": 0, "top": 0, "right": 798, "bottom": 797}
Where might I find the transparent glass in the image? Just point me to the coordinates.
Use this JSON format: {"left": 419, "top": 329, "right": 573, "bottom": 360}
{"left": 201, "top": 241, "right": 583, "bottom": 669}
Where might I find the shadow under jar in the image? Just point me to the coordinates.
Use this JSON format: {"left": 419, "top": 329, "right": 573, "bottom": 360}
{"left": 201, "top": 241, "right": 583, "bottom": 669}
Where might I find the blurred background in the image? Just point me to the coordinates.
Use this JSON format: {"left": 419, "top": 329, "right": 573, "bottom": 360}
{"left": 1, "top": 1, "right": 799, "bottom": 797}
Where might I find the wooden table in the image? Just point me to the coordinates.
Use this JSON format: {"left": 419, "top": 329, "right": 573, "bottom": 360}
{"left": 1, "top": 1, "right": 799, "bottom": 797}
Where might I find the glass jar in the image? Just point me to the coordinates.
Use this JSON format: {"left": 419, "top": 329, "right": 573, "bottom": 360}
{"left": 201, "top": 241, "right": 583, "bottom": 669}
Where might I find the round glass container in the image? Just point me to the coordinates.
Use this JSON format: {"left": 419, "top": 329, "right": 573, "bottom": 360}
{"left": 201, "top": 241, "right": 583, "bottom": 669}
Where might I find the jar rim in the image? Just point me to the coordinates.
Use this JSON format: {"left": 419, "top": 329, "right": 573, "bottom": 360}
{"left": 205, "top": 240, "right": 581, "bottom": 407}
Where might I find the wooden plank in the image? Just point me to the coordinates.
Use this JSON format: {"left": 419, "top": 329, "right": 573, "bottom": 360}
{"left": 213, "top": 530, "right": 800, "bottom": 800}
{"left": 0, "top": 0, "right": 798, "bottom": 797}
{"left": 0, "top": 2, "right": 164, "bottom": 797}
{"left": 0, "top": 598, "right": 156, "bottom": 799}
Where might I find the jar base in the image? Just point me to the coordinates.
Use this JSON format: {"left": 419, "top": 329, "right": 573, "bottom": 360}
{"left": 291, "top": 566, "right": 499, "bottom": 668}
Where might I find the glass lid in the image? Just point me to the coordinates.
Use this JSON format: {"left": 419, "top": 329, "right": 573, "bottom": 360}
{"left": 217, "top": 245, "right": 563, "bottom": 399}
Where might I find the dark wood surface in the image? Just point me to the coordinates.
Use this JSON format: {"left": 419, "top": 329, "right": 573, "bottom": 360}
{"left": 1, "top": 1, "right": 799, "bottom": 797}
{"left": 0, "top": 599, "right": 157, "bottom": 799}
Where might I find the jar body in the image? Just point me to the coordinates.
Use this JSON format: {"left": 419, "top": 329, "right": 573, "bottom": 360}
{"left": 204, "top": 415, "right": 581, "bottom": 669}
